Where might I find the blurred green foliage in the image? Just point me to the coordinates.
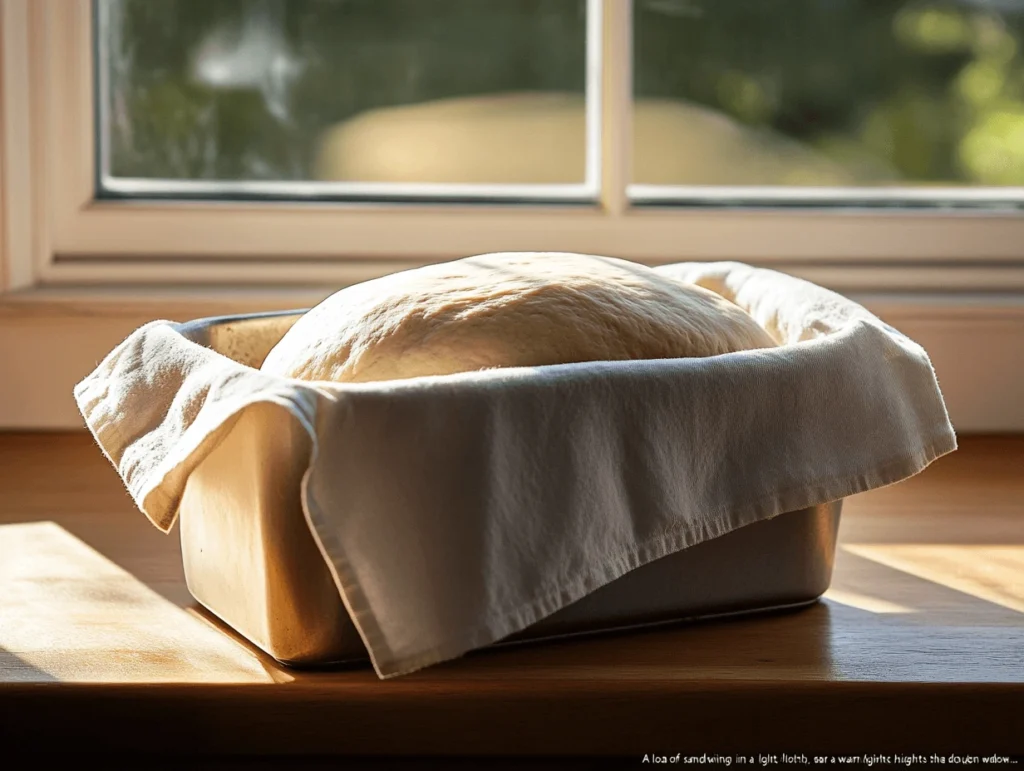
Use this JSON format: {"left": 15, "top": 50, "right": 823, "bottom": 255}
{"left": 103, "top": 0, "right": 1024, "bottom": 186}
{"left": 104, "top": 0, "right": 586, "bottom": 180}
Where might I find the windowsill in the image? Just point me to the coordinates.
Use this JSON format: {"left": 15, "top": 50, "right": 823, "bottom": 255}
{"left": 0, "top": 432, "right": 1021, "bottom": 756}
{"left": 3, "top": 280, "right": 1024, "bottom": 317}
{"left": 0, "top": 283, "right": 338, "bottom": 320}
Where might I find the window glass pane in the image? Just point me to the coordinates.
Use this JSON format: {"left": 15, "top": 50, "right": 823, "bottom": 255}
{"left": 632, "top": 0, "right": 1024, "bottom": 192}
{"left": 98, "top": 0, "right": 588, "bottom": 196}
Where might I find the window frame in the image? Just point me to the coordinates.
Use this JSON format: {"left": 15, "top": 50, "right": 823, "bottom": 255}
{"left": 2, "top": 0, "right": 1024, "bottom": 296}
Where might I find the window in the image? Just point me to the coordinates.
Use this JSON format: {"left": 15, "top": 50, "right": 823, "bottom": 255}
{"left": 100, "top": 0, "right": 1024, "bottom": 204}
{"left": 2, "top": 0, "right": 1024, "bottom": 294}
{"left": 97, "top": 0, "right": 596, "bottom": 202}
{"left": 632, "top": 0, "right": 1024, "bottom": 205}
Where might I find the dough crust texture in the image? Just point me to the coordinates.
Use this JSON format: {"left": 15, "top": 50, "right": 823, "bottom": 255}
{"left": 260, "top": 253, "right": 776, "bottom": 383}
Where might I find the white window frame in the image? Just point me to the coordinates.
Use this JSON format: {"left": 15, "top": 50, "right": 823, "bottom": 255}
{"left": 2, "top": 0, "right": 1024, "bottom": 296}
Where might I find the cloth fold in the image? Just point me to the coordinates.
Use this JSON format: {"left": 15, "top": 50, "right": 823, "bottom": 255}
{"left": 74, "top": 261, "right": 956, "bottom": 678}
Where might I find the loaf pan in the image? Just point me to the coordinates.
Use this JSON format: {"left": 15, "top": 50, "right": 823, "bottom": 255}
{"left": 176, "top": 311, "right": 842, "bottom": 666}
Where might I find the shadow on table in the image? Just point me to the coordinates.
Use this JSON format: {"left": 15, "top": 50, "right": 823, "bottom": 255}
{"left": 0, "top": 648, "right": 57, "bottom": 682}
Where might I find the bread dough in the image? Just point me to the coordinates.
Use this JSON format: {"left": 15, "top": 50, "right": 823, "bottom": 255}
{"left": 260, "top": 252, "right": 776, "bottom": 383}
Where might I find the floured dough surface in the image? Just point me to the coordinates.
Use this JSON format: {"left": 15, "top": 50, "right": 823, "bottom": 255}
{"left": 260, "top": 252, "right": 776, "bottom": 383}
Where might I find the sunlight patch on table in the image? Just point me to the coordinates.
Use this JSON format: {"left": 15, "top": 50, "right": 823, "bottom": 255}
{"left": 842, "top": 544, "right": 1024, "bottom": 615}
{"left": 0, "top": 522, "right": 278, "bottom": 683}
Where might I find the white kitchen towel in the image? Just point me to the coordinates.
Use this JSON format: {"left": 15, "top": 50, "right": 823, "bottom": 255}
{"left": 74, "top": 259, "right": 956, "bottom": 679}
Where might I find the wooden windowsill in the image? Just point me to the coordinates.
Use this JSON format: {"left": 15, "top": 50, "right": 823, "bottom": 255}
{"left": 0, "top": 433, "right": 1021, "bottom": 758}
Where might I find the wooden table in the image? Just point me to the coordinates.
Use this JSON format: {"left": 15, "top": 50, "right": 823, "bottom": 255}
{"left": 0, "top": 432, "right": 1021, "bottom": 762}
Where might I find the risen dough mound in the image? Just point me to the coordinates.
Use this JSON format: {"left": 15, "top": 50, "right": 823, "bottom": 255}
{"left": 260, "top": 253, "right": 775, "bottom": 383}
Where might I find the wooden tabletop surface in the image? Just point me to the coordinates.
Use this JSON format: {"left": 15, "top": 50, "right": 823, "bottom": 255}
{"left": 0, "top": 432, "right": 1021, "bottom": 758}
